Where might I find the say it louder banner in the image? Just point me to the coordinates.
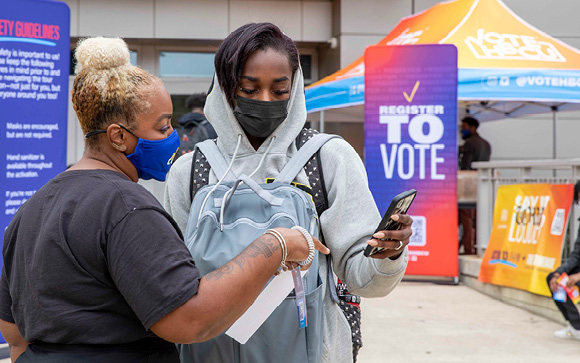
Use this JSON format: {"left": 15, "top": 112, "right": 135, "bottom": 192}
{"left": 479, "top": 183, "right": 574, "bottom": 296}
{"left": 364, "top": 44, "right": 458, "bottom": 277}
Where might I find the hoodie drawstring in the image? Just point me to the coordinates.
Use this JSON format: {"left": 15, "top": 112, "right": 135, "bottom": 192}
{"left": 218, "top": 136, "right": 277, "bottom": 230}
{"left": 197, "top": 134, "right": 242, "bottom": 227}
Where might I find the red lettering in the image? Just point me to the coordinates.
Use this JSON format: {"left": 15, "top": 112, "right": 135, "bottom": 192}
{"left": 15, "top": 21, "right": 22, "bottom": 37}
{"left": 28, "top": 22, "right": 41, "bottom": 38}
{"left": 12, "top": 20, "right": 60, "bottom": 41}
{"left": 42, "top": 24, "right": 53, "bottom": 39}
{"left": 0, "top": 19, "right": 15, "bottom": 36}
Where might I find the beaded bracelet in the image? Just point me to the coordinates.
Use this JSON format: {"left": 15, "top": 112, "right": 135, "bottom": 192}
{"left": 264, "top": 229, "right": 287, "bottom": 275}
{"left": 291, "top": 226, "right": 315, "bottom": 266}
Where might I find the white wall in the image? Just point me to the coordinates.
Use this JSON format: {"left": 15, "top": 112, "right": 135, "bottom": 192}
{"left": 337, "top": 0, "right": 411, "bottom": 66}
{"left": 155, "top": 1, "right": 230, "bottom": 40}
{"left": 478, "top": 111, "right": 580, "bottom": 162}
{"left": 60, "top": 0, "right": 332, "bottom": 42}
{"left": 503, "top": 0, "right": 580, "bottom": 38}
{"left": 478, "top": 0, "right": 580, "bottom": 161}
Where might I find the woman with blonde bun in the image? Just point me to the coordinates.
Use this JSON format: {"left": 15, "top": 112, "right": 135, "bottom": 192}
{"left": 0, "top": 36, "right": 328, "bottom": 363}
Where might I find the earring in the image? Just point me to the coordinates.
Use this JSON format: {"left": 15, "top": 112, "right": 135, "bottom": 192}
{"left": 112, "top": 143, "right": 126, "bottom": 152}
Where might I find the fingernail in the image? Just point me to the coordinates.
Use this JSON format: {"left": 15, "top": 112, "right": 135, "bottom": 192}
{"left": 373, "top": 232, "right": 385, "bottom": 239}
{"left": 391, "top": 215, "right": 400, "bottom": 222}
{"left": 368, "top": 240, "right": 378, "bottom": 247}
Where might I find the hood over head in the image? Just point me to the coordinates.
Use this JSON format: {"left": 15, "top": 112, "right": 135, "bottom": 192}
{"left": 204, "top": 67, "right": 307, "bottom": 158}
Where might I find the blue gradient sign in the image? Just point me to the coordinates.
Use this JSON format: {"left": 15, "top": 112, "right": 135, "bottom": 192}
{"left": 364, "top": 44, "right": 458, "bottom": 277}
{"left": 1, "top": 0, "right": 69, "bottom": 250}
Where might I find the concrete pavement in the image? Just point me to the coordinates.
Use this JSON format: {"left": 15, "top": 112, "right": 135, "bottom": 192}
{"left": 358, "top": 281, "right": 580, "bottom": 363}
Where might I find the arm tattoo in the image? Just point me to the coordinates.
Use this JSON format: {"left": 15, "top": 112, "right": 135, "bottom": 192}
{"left": 205, "top": 234, "right": 280, "bottom": 281}
{"left": 205, "top": 263, "right": 234, "bottom": 281}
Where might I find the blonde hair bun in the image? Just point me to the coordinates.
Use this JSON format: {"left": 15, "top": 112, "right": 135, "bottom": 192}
{"left": 75, "top": 37, "right": 131, "bottom": 73}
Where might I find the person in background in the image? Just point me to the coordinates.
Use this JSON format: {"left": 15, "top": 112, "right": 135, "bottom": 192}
{"left": 548, "top": 181, "right": 580, "bottom": 340}
{"left": 175, "top": 93, "right": 217, "bottom": 159}
{"left": 459, "top": 116, "right": 491, "bottom": 171}
{"left": 0, "top": 36, "right": 326, "bottom": 363}
{"left": 458, "top": 116, "right": 491, "bottom": 254}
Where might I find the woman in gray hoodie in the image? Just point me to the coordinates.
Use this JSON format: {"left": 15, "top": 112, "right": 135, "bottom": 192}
{"left": 164, "top": 22, "right": 412, "bottom": 363}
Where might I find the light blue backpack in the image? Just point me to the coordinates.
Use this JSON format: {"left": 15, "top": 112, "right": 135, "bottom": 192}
{"left": 181, "top": 133, "right": 338, "bottom": 363}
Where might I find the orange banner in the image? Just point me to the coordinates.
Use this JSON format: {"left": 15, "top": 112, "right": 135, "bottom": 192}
{"left": 479, "top": 183, "right": 574, "bottom": 296}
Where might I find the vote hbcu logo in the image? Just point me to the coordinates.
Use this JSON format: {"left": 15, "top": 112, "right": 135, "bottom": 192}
{"left": 465, "top": 29, "right": 565, "bottom": 62}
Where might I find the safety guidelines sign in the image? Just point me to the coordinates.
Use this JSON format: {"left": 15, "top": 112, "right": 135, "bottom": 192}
{"left": 1, "top": 0, "right": 69, "bottom": 231}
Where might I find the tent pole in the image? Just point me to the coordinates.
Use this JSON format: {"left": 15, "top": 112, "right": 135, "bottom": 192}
{"left": 320, "top": 110, "right": 325, "bottom": 133}
{"left": 553, "top": 108, "right": 557, "bottom": 177}
{"left": 553, "top": 109, "right": 557, "bottom": 160}
{"left": 552, "top": 107, "right": 558, "bottom": 159}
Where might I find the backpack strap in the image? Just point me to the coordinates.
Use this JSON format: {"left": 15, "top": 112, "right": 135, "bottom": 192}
{"left": 196, "top": 139, "right": 237, "bottom": 182}
{"left": 275, "top": 133, "right": 340, "bottom": 185}
{"left": 189, "top": 128, "right": 333, "bottom": 208}
{"left": 189, "top": 147, "right": 204, "bottom": 199}
{"left": 295, "top": 129, "right": 331, "bottom": 218}
{"left": 293, "top": 129, "right": 342, "bottom": 304}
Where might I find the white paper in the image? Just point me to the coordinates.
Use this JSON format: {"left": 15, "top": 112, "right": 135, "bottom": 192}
{"left": 226, "top": 269, "right": 307, "bottom": 344}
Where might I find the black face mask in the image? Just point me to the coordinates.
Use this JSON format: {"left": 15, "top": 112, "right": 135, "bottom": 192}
{"left": 233, "top": 96, "right": 289, "bottom": 138}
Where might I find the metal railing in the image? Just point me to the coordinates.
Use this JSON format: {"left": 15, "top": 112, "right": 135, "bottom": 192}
{"left": 472, "top": 159, "right": 580, "bottom": 256}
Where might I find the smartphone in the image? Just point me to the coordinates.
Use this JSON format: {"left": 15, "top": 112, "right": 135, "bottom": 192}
{"left": 363, "top": 189, "right": 417, "bottom": 257}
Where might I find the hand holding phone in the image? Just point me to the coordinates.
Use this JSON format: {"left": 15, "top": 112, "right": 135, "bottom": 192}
{"left": 363, "top": 189, "right": 417, "bottom": 258}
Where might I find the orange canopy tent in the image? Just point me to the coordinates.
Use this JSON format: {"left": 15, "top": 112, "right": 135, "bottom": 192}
{"left": 306, "top": 0, "right": 580, "bottom": 132}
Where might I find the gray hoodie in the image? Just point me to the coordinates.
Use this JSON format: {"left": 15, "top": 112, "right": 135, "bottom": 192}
{"left": 164, "top": 69, "right": 408, "bottom": 363}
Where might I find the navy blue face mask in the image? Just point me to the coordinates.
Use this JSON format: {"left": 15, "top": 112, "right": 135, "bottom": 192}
{"left": 84, "top": 124, "right": 180, "bottom": 181}
{"left": 461, "top": 129, "right": 471, "bottom": 140}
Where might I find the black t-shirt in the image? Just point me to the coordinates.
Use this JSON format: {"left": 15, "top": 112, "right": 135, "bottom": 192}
{"left": 0, "top": 170, "right": 200, "bottom": 346}
{"left": 459, "top": 133, "right": 491, "bottom": 170}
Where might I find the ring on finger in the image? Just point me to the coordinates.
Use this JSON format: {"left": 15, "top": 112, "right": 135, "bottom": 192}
{"left": 395, "top": 240, "right": 403, "bottom": 250}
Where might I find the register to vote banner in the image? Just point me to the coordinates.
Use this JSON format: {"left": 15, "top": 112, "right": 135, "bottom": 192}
{"left": 1, "top": 1, "right": 69, "bottom": 233}
{"left": 364, "top": 44, "right": 458, "bottom": 277}
{"left": 479, "top": 184, "right": 574, "bottom": 296}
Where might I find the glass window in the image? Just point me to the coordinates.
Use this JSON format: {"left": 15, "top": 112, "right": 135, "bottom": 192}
{"left": 300, "top": 54, "right": 312, "bottom": 80}
{"left": 159, "top": 52, "right": 215, "bottom": 78}
{"left": 169, "top": 94, "right": 190, "bottom": 128}
{"left": 129, "top": 51, "right": 138, "bottom": 66}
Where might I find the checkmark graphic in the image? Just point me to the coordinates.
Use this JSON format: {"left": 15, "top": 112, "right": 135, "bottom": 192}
{"left": 403, "top": 81, "right": 420, "bottom": 103}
